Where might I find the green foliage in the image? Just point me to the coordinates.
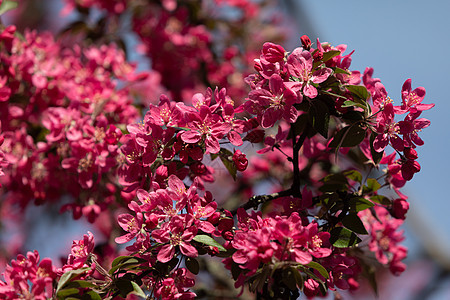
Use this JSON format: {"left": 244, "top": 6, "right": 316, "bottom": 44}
{"left": 193, "top": 234, "right": 226, "bottom": 252}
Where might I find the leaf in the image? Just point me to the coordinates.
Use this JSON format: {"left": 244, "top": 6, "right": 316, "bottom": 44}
{"left": 334, "top": 67, "right": 351, "bottom": 75}
{"left": 82, "top": 291, "right": 102, "bottom": 300}
{"left": 109, "top": 256, "right": 147, "bottom": 275}
{"left": 288, "top": 113, "right": 308, "bottom": 140}
{"left": 129, "top": 282, "right": 147, "bottom": 298}
{"left": 370, "top": 195, "right": 391, "bottom": 205}
{"left": 306, "top": 261, "right": 329, "bottom": 279}
{"left": 342, "top": 214, "right": 368, "bottom": 235}
{"left": 349, "top": 197, "right": 374, "bottom": 212}
{"left": 321, "top": 50, "right": 341, "bottom": 63}
{"left": 56, "top": 267, "right": 91, "bottom": 293}
{"left": 363, "top": 178, "right": 381, "bottom": 194}
{"left": 342, "top": 111, "right": 364, "bottom": 121}
{"left": 282, "top": 267, "right": 298, "bottom": 290}
{"left": 319, "top": 173, "right": 348, "bottom": 192}
{"left": 343, "top": 170, "right": 362, "bottom": 183}
{"left": 115, "top": 278, "right": 136, "bottom": 298}
{"left": 193, "top": 235, "right": 226, "bottom": 252}
{"left": 66, "top": 280, "right": 97, "bottom": 289}
{"left": 308, "top": 98, "right": 330, "bottom": 138}
{"left": 345, "top": 85, "right": 370, "bottom": 101}
{"left": 291, "top": 267, "right": 304, "bottom": 290}
{"left": 218, "top": 148, "right": 237, "bottom": 180}
{"left": 329, "top": 124, "right": 366, "bottom": 149}
{"left": 329, "top": 227, "right": 362, "bottom": 248}
{"left": 341, "top": 100, "right": 366, "bottom": 110}
{"left": 0, "top": 0, "right": 18, "bottom": 16}
{"left": 57, "top": 288, "right": 80, "bottom": 299}
{"left": 185, "top": 257, "right": 199, "bottom": 275}
{"left": 111, "top": 256, "right": 134, "bottom": 268}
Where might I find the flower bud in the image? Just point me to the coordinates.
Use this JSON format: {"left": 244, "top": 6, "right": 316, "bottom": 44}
{"left": 403, "top": 147, "right": 418, "bottom": 160}
{"left": 262, "top": 42, "right": 286, "bottom": 63}
{"left": 300, "top": 35, "right": 311, "bottom": 50}
{"left": 392, "top": 198, "right": 409, "bottom": 220}
{"left": 232, "top": 149, "right": 248, "bottom": 171}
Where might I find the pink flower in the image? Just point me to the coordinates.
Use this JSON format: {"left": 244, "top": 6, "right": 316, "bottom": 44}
{"left": 394, "top": 78, "right": 434, "bottom": 114}
{"left": 246, "top": 74, "right": 299, "bottom": 128}
{"left": 115, "top": 201, "right": 144, "bottom": 244}
{"left": 181, "top": 105, "right": 231, "bottom": 154}
{"left": 152, "top": 215, "right": 198, "bottom": 263}
{"left": 286, "top": 48, "right": 332, "bottom": 98}
{"left": 66, "top": 232, "right": 95, "bottom": 269}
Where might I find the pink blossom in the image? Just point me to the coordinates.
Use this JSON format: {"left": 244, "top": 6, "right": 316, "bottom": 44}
{"left": 286, "top": 48, "right": 332, "bottom": 98}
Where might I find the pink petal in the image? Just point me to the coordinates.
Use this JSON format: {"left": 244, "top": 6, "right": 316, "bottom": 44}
{"left": 157, "top": 244, "right": 175, "bottom": 263}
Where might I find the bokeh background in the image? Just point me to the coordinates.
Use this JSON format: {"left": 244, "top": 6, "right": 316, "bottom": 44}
{"left": 2, "top": 0, "right": 449, "bottom": 299}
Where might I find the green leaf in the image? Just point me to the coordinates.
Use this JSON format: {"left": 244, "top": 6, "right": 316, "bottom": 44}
{"left": 342, "top": 100, "right": 366, "bottom": 110}
{"left": 363, "top": 178, "right": 381, "bottom": 194}
{"left": 185, "top": 257, "right": 199, "bottom": 275}
{"left": 109, "top": 256, "right": 147, "bottom": 275}
{"left": 306, "top": 261, "right": 329, "bottom": 279}
{"left": 342, "top": 214, "right": 368, "bottom": 235}
{"left": 345, "top": 85, "right": 370, "bottom": 101}
{"left": 115, "top": 278, "right": 135, "bottom": 298}
{"left": 349, "top": 197, "right": 374, "bottom": 212}
{"left": 218, "top": 148, "right": 237, "bottom": 180}
{"left": 66, "top": 280, "right": 97, "bottom": 289}
{"left": 57, "top": 288, "right": 79, "bottom": 299}
{"left": 0, "top": 0, "right": 18, "bottom": 16}
{"left": 193, "top": 235, "right": 226, "bottom": 252}
{"left": 129, "top": 282, "right": 147, "bottom": 298}
{"left": 370, "top": 195, "right": 391, "bottom": 205}
{"left": 308, "top": 98, "right": 330, "bottom": 138}
{"left": 319, "top": 173, "right": 348, "bottom": 192}
{"left": 82, "top": 291, "right": 102, "bottom": 300}
{"left": 342, "top": 111, "right": 364, "bottom": 122}
{"left": 329, "top": 227, "right": 362, "bottom": 248}
{"left": 329, "top": 124, "right": 366, "bottom": 149}
{"left": 321, "top": 50, "right": 341, "bottom": 63}
{"left": 291, "top": 267, "right": 304, "bottom": 290}
{"left": 210, "top": 153, "right": 219, "bottom": 161}
{"left": 343, "top": 170, "right": 362, "bottom": 183}
{"left": 334, "top": 67, "right": 351, "bottom": 75}
{"left": 56, "top": 267, "right": 91, "bottom": 293}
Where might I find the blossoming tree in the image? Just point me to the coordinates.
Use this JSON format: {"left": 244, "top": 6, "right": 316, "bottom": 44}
{"left": 0, "top": 0, "right": 433, "bottom": 299}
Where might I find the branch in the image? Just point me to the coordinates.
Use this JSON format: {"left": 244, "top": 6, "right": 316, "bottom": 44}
{"left": 231, "top": 188, "right": 293, "bottom": 214}
{"left": 291, "top": 129, "right": 308, "bottom": 198}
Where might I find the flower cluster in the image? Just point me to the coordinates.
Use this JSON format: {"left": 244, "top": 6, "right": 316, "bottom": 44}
{"left": 0, "top": 251, "right": 57, "bottom": 300}
{"left": 0, "top": 1, "right": 434, "bottom": 298}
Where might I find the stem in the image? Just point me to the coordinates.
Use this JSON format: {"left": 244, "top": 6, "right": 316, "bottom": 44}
{"left": 291, "top": 130, "right": 308, "bottom": 198}
{"left": 231, "top": 189, "right": 293, "bottom": 214}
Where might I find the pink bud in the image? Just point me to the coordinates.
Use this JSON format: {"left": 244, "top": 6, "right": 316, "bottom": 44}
{"left": 300, "top": 35, "right": 311, "bottom": 50}
{"left": 262, "top": 42, "right": 286, "bottom": 63}
{"left": 403, "top": 147, "right": 418, "bottom": 160}
{"left": 232, "top": 150, "right": 248, "bottom": 171}
{"left": 392, "top": 198, "right": 409, "bottom": 220}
